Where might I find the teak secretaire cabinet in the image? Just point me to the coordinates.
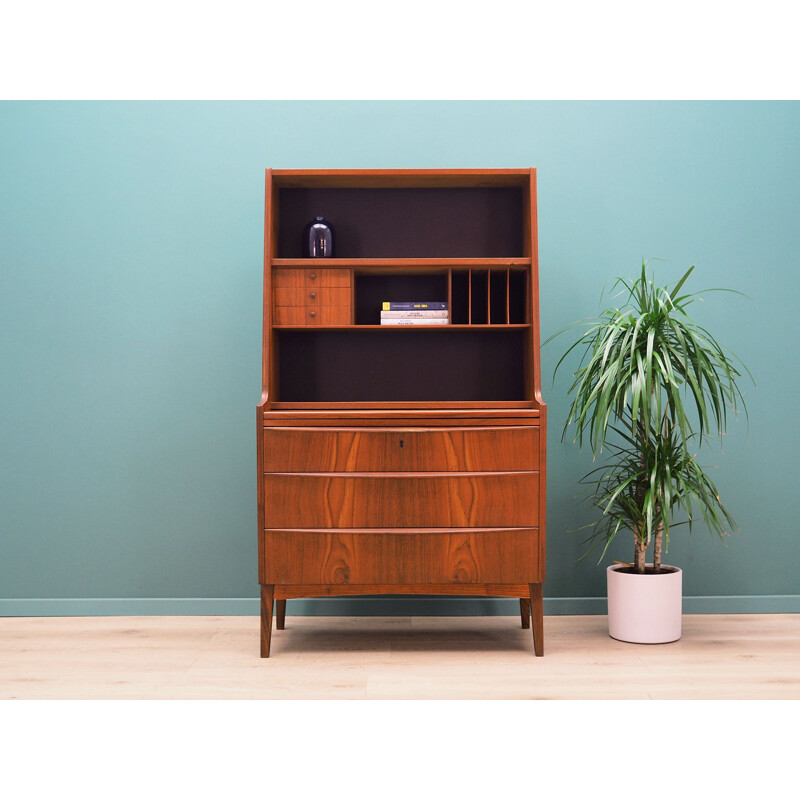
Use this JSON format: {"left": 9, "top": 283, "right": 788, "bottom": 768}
{"left": 257, "top": 168, "right": 546, "bottom": 656}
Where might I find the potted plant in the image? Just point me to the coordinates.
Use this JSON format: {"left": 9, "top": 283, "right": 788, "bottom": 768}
{"left": 550, "top": 261, "right": 751, "bottom": 643}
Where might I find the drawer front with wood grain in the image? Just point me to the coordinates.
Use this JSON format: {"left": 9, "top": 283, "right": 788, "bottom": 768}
{"left": 262, "top": 472, "right": 539, "bottom": 528}
{"left": 273, "top": 287, "right": 351, "bottom": 307}
{"left": 273, "top": 268, "right": 351, "bottom": 289}
{"left": 262, "top": 426, "right": 540, "bottom": 472}
{"left": 304, "top": 268, "right": 351, "bottom": 288}
{"left": 273, "top": 305, "right": 351, "bottom": 326}
{"left": 261, "top": 529, "right": 542, "bottom": 584}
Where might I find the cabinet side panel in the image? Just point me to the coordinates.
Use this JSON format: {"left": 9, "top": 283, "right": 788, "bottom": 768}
{"left": 538, "top": 404, "right": 547, "bottom": 581}
{"left": 528, "top": 167, "right": 543, "bottom": 406}
{"left": 261, "top": 169, "right": 272, "bottom": 403}
{"left": 257, "top": 169, "right": 274, "bottom": 584}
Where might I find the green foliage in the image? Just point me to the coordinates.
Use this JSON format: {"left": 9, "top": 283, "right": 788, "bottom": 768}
{"left": 549, "top": 261, "right": 751, "bottom": 563}
{"left": 577, "top": 415, "right": 737, "bottom": 561}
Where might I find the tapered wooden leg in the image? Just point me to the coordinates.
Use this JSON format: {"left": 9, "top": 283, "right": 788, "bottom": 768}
{"left": 276, "top": 599, "right": 286, "bottom": 630}
{"left": 529, "top": 583, "right": 544, "bottom": 656}
{"left": 520, "top": 598, "right": 531, "bottom": 629}
{"left": 260, "top": 584, "right": 274, "bottom": 658}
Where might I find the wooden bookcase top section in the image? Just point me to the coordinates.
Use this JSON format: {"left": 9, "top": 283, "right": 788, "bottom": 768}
{"left": 261, "top": 167, "right": 542, "bottom": 409}
{"left": 268, "top": 168, "right": 536, "bottom": 260}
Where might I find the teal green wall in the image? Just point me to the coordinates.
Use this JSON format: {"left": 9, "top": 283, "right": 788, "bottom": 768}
{"left": 2, "top": 101, "right": 798, "bottom": 614}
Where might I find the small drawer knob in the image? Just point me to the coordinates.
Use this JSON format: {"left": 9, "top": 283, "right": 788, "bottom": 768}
{"left": 309, "top": 273, "right": 316, "bottom": 280}
{"left": 309, "top": 310, "right": 316, "bottom": 317}
{"left": 310, "top": 292, "right": 316, "bottom": 300}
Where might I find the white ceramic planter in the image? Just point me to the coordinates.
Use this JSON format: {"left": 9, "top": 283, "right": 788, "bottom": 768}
{"left": 607, "top": 564, "right": 682, "bottom": 644}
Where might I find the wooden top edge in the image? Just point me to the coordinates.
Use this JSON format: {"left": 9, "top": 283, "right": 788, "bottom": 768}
{"left": 270, "top": 168, "right": 534, "bottom": 175}
{"left": 269, "top": 168, "right": 534, "bottom": 188}
{"left": 264, "top": 408, "right": 541, "bottom": 416}
{"left": 262, "top": 425, "right": 538, "bottom": 432}
{"left": 264, "top": 470, "right": 539, "bottom": 478}
{"left": 264, "top": 527, "right": 538, "bottom": 535}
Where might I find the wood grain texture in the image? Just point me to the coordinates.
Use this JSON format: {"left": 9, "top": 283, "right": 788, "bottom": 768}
{"left": 274, "top": 583, "right": 531, "bottom": 598}
{"left": 262, "top": 472, "right": 539, "bottom": 528}
{"left": 273, "top": 305, "right": 351, "bottom": 326}
{"left": 263, "top": 412, "right": 539, "bottom": 425}
{"left": 520, "top": 598, "right": 531, "bottom": 629}
{"left": 528, "top": 168, "right": 547, "bottom": 587}
{"left": 306, "top": 269, "right": 351, "bottom": 288}
{"left": 262, "top": 426, "right": 540, "bottom": 472}
{"left": 273, "top": 267, "right": 305, "bottom": 288}
{"left": 261, "top": 169, "right": 273, "bottom": 399}
{"left": 274, "top": 287, "right": 351, "bottom": 307}
{"left": 257, "top": 168, "right": 546, "bottom": 656}
{"left": 262, "top": 529, "right": 541, "bottom": 585}
{"left": 276, "top": 599, "right": 286, "bottom": 630}
{"left": 266, "top": 405, "right": 539, "bottom": 415}
{"left": 260, "top": 584, "right": 274, "bottom": 658}
{"left": 273, "top": 268, "right": 352, "bottom": 288}
{"left": 530, "top": 582, "right": 543, "bottom": 656}
{"left": 537, "top": 405, "right": 547, "bottom": 581}
{"left": 272, "top": 168, "right": 532, "bottom": 189}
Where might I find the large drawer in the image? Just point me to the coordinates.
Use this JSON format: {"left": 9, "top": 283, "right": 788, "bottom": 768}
{"left": 262, "top": 426, "right": 540, "bottom": 472}
{"left": 261, "top": 529, "right": 542, "bottom": 584}
{"left": 262, "top": 471, "right": 539, "bottom": 528}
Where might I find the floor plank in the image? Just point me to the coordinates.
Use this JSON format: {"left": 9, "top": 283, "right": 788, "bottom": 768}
{"left": 1, "top": 614, "right": 798, "bottom": 699}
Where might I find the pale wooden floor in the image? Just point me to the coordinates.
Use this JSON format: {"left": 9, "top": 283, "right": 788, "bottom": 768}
{"left": 1, "top": 614, "right": 798, "bottom": 699}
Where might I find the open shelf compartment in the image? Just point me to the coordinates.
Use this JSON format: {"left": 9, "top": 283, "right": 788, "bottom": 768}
{"left": 275, "top": 328, "right": 528, "bottom": 403}
{"left": 276, "top": 186, "right": 526, "bottom": 259}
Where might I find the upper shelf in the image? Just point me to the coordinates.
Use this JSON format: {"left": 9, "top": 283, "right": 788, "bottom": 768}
{"left": 273, "top": 324, "right": 532, "bottom": 331}
{"left": 270, "top": 258, "right": 531, "bottom": 269}
{"left": 274, "top": 185, "right": 528, "bottom": 259}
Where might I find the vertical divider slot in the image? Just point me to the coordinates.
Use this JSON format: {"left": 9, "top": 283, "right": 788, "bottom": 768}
{"left": 468, "top": 269, "right": 472, "bottom": 325}
{"left": 490, "top": 270, "right": 508, "bottom": 324}
{"left": 450, "top": 269, "right": 469, "bottom": 325}
{"left": 447, "top": 269, "right": 452, "bottom": 324}
{"left": 470, "top": 270, "right": 489, "bottom": 325}
{"left": 506, "top": 268, "right": 511, "bottom": 324}
{"left": 508, "top": 269, "right": 526, "bottom": 324}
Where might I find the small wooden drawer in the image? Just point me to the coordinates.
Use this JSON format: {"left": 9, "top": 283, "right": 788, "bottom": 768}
{"left": 273, "top": 287, "right": 351, "bottom": 307}
{"left": 304, "top": 269, "right": 351, "bottom": 288}
{"left": 273, "top": 306, "right": 351, "bottom": 326}
{"left": 262, "top": 472, "right": 539, "bottom": 528}
{"left": 263, "top": 426, "right": 540, "bottom": 472}
{"left": 273, "top": 268, "right": 351, "bottom": 289}
{"left": 273, "top": 269, "right": 305, "bottom": 288}
{"left": 261, "top": 528, "right": 542, "bottom": 584}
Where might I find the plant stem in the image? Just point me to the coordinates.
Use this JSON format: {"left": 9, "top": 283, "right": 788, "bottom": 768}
{"left": 634, "top": 417, "right": 648, "bottom": 575}
{"left": 653, "top": 521, "right": 663, "bottom": 574}
{"left": 634, "top": 531, "right": 646, "bottom": 574}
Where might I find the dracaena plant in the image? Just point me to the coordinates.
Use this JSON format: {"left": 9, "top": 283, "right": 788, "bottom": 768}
{"left": 549, "top": 261, "right": 750, "bottom": 573}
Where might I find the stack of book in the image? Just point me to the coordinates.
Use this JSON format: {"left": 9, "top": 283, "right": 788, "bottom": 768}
{"left": 380, "top": 301, "right": 449, "bottom": 325}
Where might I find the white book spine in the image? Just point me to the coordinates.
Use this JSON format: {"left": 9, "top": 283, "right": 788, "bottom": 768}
{"left": 380, "top": 310, "right": 449, "bottom": 319}
{"left": 380, "top": 318, "right": 450, "bottom": 325}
